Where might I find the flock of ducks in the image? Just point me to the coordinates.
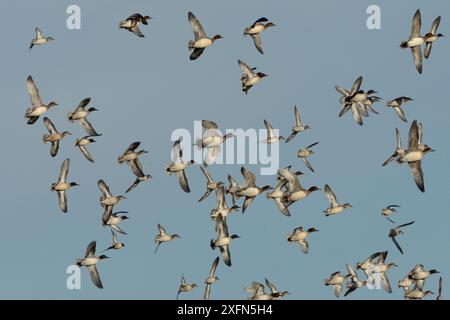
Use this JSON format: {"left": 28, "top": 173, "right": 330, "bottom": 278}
{"left": 25, "top": 8, "right": 445, "bottom": 300}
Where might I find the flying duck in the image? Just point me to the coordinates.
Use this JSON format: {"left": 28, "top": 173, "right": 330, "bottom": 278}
{"left": 405, "top": 288, "right": 434, "bottom": 300}
{"left": 297, "top": 142, "right": 319, "bottom": 172}
{"left": 382, "top": 205, "right": 401, "bottom": 223}
{"left": 324, "top": 271, "right": 346, "bottom": 298}
{"left": 285, "top": 106, "right": 311, "bottom": 143}
{"left": 266, "top": 179, "right": 290, "bottom": 217}
{"left": 204, "top": 257, "right": 220, "bottom": 300}
{"left": 76, "top": 241, "right": 109, "bottom": 289}
{"left": 102, "top": 211, "right": 129, "bottom": 235}
{"left": 382, "top": 128, "right": 405, "bottom": 166}
{"left": 277, "top": 167, "right": 320, "bottom": 206}
{"left": 42, "top": 117, "right": 71, "bottom": 157}
{"left": 261, "top": 119, "right": 284, "bottom": 143}
{"left": 24, "top": 75, "right": 58, "bottom": 125}
{"left": 400, "top": 9, "right": 424, "bottom": 74}
{"left": 51, "top": 159, "right": 78, "bottom": 213}
{"left": 210, "top": 185, "right": 239, "bottom": 220}
{"left": 323, "top": 184, "right": 352, "bottom": 216}
{"left": 154, "top": 224, "right": 180, "bottom": 254}
{"left": 75, "top": 136, "right": 96, "bottom": 163}
{"left": 243, "top": 17, "right": 276, "bottom": 54}
{"left": 370, "top": 252, "right": 398, "bottom": 293}
{"left": 211, "top": 214, "right": 239, "bottom": 267}
{"left": 103, "top": 230, "right": 125, "bottom": 252}
{"left": 386, "top": 97, "right": 413, "bottom": 122}
{"left": 265, "top": 278, "right": 289, "bottom": 300}
{"left": 177, "top": 274, "right": 197, "bottom": 300}
{"left": 187, "top": 12, "right": 222, "bottom": 60}
{"left": 389, "top": 221, "right": 415, "bottom": 254}
{"left": 226, "top": 174, "right": 242, "bottom": 205}
{"left": 166, "top": 138, "right": 195, "bottom": 193}
{"left": 287, "top": 227, "right": 319, "bottom": 254}
{"left": 344, "top": 264, "right": 366, "bottom": 297}
{"left": 235, "top": 167, "right": 273, "bottom": 213}
{"left": 119, "top": 13, "right": 151, "bottom": 38}
{"left": 424, "top": 16, "right": 444, "bottom": 59}
{"left": 238, "top": 59, "right": 268, "bottom": 94}
{"left": 29, "top": 27, "right": 54, "bottom": 52}
{"left": 199, "top": 166, "right": 222, "bottom": 202}
{"left": 118, "top": 142, "right": 151, "bottom": 192}
{"left": 67, "top": 98, "right": 101, "bottom": 136}
{"left": 397, "top": 120, "right": 434, "bottom": 192}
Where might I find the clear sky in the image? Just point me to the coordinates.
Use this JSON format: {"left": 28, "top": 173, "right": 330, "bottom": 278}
{"left": 1, "top": 0, "right": 449, "bottom": 299}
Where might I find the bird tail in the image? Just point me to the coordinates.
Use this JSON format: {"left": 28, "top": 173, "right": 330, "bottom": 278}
{"left": 324, "top": 279, "right": 330, "bottom": 286}
{"left": 400, "top": 41, "right": 408, "bottom": 49}
{"left": 42, "top": 134, "right": 49, "bottom": 143}
{"left": 188, "top": 40, "right": 195, "bottom": 49}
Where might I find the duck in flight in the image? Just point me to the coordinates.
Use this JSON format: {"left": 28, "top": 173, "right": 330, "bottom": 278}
{"left": 42, "top": 117, "right": 71, "bottom": 157}
{"left": 285, "top": 106, "right": 311, "bottom": 143}
{"left": 67, "top": 98, "right": 101, "bottom": 136}
{"left": 382, "top": 205, "right": 401, "bottom": 223}
{"left": 235, "top": 167, "right": 273, "bottom": 213}
{"left": 76, "top": 241, "right": 109, "bottom": 289}
{"left": 204, "top": 257, "right": 220, "bottom": 300}
{"left": 400, "top": 9, "right": 424, "bottom": 74}
{"left": 323, "top": 184, "right": 352, "bottom": 216}
{"left": 297, "top": 142, "right": 319, "bottom": 172}
{"left": 386, "top": 97, "right": 413, "bottom": 123}
{"left": 397, "top": 120, "right": 434, "bottom": 192}
{"left": 211, "top": 214, "right": 239, "bottom": 267}
{"left": 187, "top": 12, "right": 222, "bottom": 60}
{"left": 243, "top": 17, "right": 276, "bottom": 54}
{"left": 29, "top": 27, "right": 54, "bottom": 52}
{"left": 238, "top": 59, "right": 268, "bottom": 94}
{"left": 51, "top": 159, "right": 78, "bottom": 213}
{"left": 154, "top": 224, "right": 180, "bottom": 254}
{"left": 389, "top": 221, "right": 415, "bottom": 254}
{"left": 119, "top": 13, "right": 151, "bottom": 38}
{"left": 24, "top": 75, "right": 58, "bottom": 125}
{"left": 75, "top": 136, "right": 97, "bottom": 163}
{"left": 166, "top": 138, "right": 195, "bottom": 193}
{"left": 424, "top": 16, "right": 444, "bottom": 59}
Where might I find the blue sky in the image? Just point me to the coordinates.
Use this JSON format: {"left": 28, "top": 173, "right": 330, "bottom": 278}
{"left": 1, "top": 0, "right": 449, "bottom": 299}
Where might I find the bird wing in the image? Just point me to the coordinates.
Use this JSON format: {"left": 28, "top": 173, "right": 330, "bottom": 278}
{"left": 408, "top": 120, "right": 419, "bottom": 151}
{"left": 43, "top": 117, "right": 58, "bottom": 134}
{"left": 409, "top": 161, "right": 424, "bottom": 192}
{"left": 188, "top": 12, "right": 207, "bottom": 39}
{"left": 79, "top": 117, "right": 99, "bottom": 136}
{"left": 79, "top": 145, "right": 95, "bottom": 163}
{"left": 85, "top": 241, "right": 96, "bottom": 258}
{"left": 74, "top": 97, "right": 91, "bottom": 112}
{"left": 251, "top": 33, "right": 264, "bottom": 54}
{"left": 251, "top": 17, "right": 269, "bottom": 28}
{"left": 58, "top": 159, "right": 70, "bottom": 183}
{"left": 57, "top": 191, "right": 67, "bottom": 213}
{"left": 27, "top": 76, "right": 43, "bottom": 107}
{"left": 391, "top": 235, "right": 404, "bottom": 255}
{"left": 98, "top": 179, "right": 113, "bottom": 198}
{"left": 127, "top": 159, "right": 146, "bottom": 178}
{"left": 176, "top": 170, "right": 191, "bottom": 193}
{"left": 411, "top": 46, "right": 423, "bottom": 74}
{"left": 410, "top": 9, "right": 422, "bottom": 39}
{"left": 324, "top": 184, "right": 339, "bottom": 207}
{"left": 238, "top": 60, "right": 255, "bottom": 79}
{"left": 158, "top": 224, "right": 167, "bottom": 236}
{"left": 241, "top": 167, "right": 256, "bottom": 188}
{"left": 394, "top": 107, "right": 407, "bottom": 122}
{"left": 301, "top": 157, "right": 315, "bottom": 173}
{"left": 350, "top": 76, "right": 363, "bottom": 95}
{"left": 87, "top": 265, "right": 104, "bottom": 289}
{"left": 209, "top": 257, "right": 220, "bottom": 277}
{"left": 200, "top": 166, "right": 214, "bottom": 183}
{"left": 264, "top": 119, "right": 274, "bottom": 139}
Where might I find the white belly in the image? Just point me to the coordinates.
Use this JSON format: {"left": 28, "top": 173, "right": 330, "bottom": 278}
{"left": 215, "top": 237, "right": 231, "bottom": 246}
{"left": 240, "top": 187, "right": 260, "bottom": 197}
{"left": 402, "top": 151, "right": 423, "bottom": 162}
{"left": 289, "top": 190, "right": 307, "bottom": 201}
{"left": 245, "top": 77, "right": 261, "bottom": 86}
{"left": 247, "top": 25, "right": 265, "bottom": 35}
{"left": 28, "top": 106, "right": 47, "bottom": 116}
{"left": 169, "top": 163, "right": 186, "bottom": 172}
{"left": 82, "top": 257, "right": 99, "bottom": 266}
{"left": 408, "top": 37, "right": 424, "bottom": 47}
{"left": 194, "top": 38, "right": 212, "bottom": 48}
